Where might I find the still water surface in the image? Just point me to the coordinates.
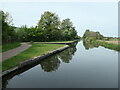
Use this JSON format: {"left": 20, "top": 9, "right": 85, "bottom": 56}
{"left": 3, "top": 41, "right": 118, "bottom": 88}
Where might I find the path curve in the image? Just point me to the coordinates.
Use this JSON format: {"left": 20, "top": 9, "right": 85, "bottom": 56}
{"left": 2, "top": 43, "right": 32, "bottom": 61}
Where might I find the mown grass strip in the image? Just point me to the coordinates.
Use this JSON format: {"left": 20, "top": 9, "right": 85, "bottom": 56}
{"left": 2, "top": 44, "right": 65, "bottom": 71}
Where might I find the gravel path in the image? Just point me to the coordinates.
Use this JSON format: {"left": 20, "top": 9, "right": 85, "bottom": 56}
{"left": 2, "top": 43, "right": 31, "bottom": 61}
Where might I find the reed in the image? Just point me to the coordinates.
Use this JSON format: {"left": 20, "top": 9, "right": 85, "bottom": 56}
{"left": 92, "top": 40, "right": 120, "bottom": 51}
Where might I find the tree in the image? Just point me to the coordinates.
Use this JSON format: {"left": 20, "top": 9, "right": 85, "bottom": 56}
{"left": 83, "top": 29, "right": 90, "bottom": 38}
{"left": 17, "top": 25, "right": 29, "bottom": 41}
{"left": 1, "top": 10, "right": 17, "bottom": 43}
{"left": 96, "top": 32, "right": 104, "bottom": 40}
{"left": 60, "top": 18, "right": 78, "bottom": 40}
{"left": 69, "top": 27, "right": 78, "bottom": 39}
{"left": 2, "top": 10, "right": 79, "bottom": 42}
{"left": 37, "top": 11, "right": 61, "bottom": 41}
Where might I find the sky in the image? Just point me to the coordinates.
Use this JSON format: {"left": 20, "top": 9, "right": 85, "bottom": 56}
{"left": 1, "top": 1, "right": 118, "bottom": 37}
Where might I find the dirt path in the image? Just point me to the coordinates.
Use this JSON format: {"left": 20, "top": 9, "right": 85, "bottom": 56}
{"left": 1, "top": 43, "right": 31, "bottom": 61}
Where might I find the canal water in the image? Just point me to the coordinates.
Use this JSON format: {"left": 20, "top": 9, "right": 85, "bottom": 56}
{"left": 3, "top": 41, "right": 118, "bottom": 88}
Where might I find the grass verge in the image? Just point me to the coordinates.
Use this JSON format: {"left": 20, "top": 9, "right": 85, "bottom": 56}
{"left": 2, "top": 42, "right": 21, "bottom": 52}
{"left": 2, "top": 44, "right": 65, "bottom": 71}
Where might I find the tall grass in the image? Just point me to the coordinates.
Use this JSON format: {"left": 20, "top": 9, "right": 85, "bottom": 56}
{"left": 92, "top": 40, "right": 120, "bottom": 51}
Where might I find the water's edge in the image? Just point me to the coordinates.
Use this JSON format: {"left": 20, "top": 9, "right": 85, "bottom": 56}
{"left": 2, "top": 45, "right": 70, "bottom": 77}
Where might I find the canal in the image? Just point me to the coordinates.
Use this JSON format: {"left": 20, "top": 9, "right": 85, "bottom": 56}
{"left": 2, "top": 41, "right": 118, "bottom": 88}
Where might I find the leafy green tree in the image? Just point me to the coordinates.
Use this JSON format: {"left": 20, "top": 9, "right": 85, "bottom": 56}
{"left": 96, "top": 32, "right": 104, "bottom": 40}
{"left": 1, "top": 10, "right": 17, "bottom": 43}
{"left": 37, "top": 11, "right": 61, "bottom": 41}
{"left": 3, "top": 10, "right": 79, "bottom": 42}
{"left": 83, "top": 29, "right": 90, "bottom": 38}
{"left": 69, "top": 27, "right": 78, "bottom": 39}
{"left": 17, "top": 25, "right": 29, "bottom": 41}
{"left": 60, "top": 18, "right": 78, "bottom": 40}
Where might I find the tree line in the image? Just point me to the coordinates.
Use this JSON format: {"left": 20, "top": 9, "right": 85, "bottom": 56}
{"left": 1, "top": 10, "right": 18, "bottom": 43}
{"left": 1, "top": 10, "right": 79, "bottom": 43}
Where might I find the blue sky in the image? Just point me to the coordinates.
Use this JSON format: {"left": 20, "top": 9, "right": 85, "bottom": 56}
{"left": 2, "top": 2, "right": 118, "bottom": 37}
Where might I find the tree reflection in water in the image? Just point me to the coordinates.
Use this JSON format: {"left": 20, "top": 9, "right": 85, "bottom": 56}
{"left": 83, "top": 40, "right": 99, "bottom": 50}
{"left": 40, "top": 42, "right": 78, "bottom": 72}
{"left": 2, "top": 42, "right": 78, "bottom": 89}
{"left": 40, "top": 55, "right": 61, "bottom": 72}
{"left": 58, "top": 44, "right": 77, "bottom": 63}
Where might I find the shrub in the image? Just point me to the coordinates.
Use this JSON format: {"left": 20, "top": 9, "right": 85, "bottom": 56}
{"left": 30, "top": 41, "right": 34, "bottom": 44}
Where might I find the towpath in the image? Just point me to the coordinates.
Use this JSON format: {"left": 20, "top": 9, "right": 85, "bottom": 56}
{"left": 1, "top": 43, "right": 31, "bottom": 61}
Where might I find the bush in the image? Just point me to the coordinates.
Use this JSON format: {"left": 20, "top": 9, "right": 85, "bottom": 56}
{"left": 29, "top": 41, "right": 34, "bottom": 44}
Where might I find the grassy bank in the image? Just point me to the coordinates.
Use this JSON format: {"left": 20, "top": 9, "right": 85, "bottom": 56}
{"left": 2, "top": 44, "right": 65, "bottom": 71}
{"left": 2, "top": 42, "right": 21, "bottom": 52}
{"left": 92, "top": 40, "right": 120, "bottom": 51}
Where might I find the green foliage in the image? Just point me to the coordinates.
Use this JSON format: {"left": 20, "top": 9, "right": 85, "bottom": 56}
{"left": 60, "top": 18, "right": 78, "bottom": 40}
{"left": 40, "top": 43, "right": 77, "bottom": 72}
{"left": 83, "top": 40, "right": 99, "bottom": 50}
{"left": 17, "top": 11, "right": 79, "bottom": 42}
{"left": 1, "top": 10, "right": 18, "bottom": 43}
{"left": 29, "top": 41, "right": 34, "bottom": 44}
{"left": 83, "top": 29, "right": 90, "bottom": 38}
{"left": 37, "top": 11, "right": 61, "bottom": 41}
{"left": 2, "top": 10, "right": 79, "bottom": 43}
{"left": 17, "top": 25, "right": 31, "bottom": 41}
{"left": 2, "top": 42, "right": 21, "bottom": 52}
{"left": 83, "top": 40, "right": 120, "bottom": 51}
{"left": 92, "top": 40, "right": 120, "bottom": 51}
{"left": 85, "top": 37, "right": 96, "bottom": 42}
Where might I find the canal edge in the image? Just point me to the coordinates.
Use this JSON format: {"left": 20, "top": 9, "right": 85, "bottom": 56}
{"left": 1, "top": 45, "right": 70, "bottom": 77}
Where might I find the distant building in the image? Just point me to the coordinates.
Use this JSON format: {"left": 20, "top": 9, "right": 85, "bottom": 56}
{"left": 83, "top": 30, "right": 104, "bottom": 40}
